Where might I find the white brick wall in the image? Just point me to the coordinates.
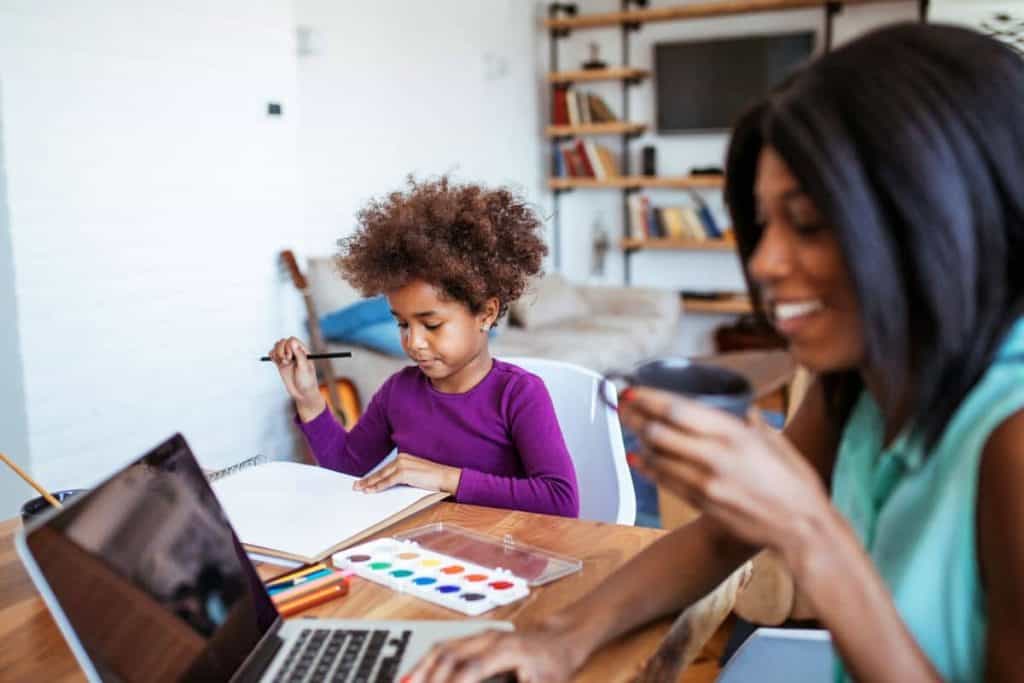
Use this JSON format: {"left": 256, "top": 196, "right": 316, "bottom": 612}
{"left": 1, "top": 0, "right": 304, "bottom": 491}
{"left": 0, "top": 0, "right": 548, "bottom": 499}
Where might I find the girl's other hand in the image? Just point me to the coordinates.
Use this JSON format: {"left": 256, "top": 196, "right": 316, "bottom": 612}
{"left": 268, "top": 337, "right": 325, "bottom": 421}
{"left": 354, "top": 452, "right": 462, "bottom": 494}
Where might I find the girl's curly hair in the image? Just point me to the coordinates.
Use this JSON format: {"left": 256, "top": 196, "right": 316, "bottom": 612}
{"left": 336, "top": 177, "right": 547, "bottom": 323}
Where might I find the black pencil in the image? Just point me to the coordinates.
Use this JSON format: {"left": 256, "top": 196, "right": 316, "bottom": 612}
{"left": 260, "top": 351, "right": 353, "bottom": 361}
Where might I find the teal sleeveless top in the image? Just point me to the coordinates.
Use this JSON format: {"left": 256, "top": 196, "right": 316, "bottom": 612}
{"left": 831, "top": 318, "right": 1024, "bottom": 682}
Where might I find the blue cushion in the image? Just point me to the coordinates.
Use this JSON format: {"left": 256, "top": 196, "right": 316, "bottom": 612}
{"left": 341, "top": 320, "right": 406, "bottom": 356}
{"left": 320, "top": 297, "right": 405, "bottom": 356}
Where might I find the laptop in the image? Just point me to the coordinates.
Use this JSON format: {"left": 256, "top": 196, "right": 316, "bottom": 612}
{"left": 16, "top": 433, "right": 513, "bottom": 682}
{"left": 716, "top": 627, "right": 834, "bottom": 683}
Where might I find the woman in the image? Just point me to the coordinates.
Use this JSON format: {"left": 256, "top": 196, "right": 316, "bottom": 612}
{"left": 408, "top": 22, "right": 1024, "bottom": 683}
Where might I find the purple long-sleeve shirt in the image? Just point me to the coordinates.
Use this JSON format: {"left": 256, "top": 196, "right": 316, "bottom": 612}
{"left": 295, "top": 359, "right": 579, "bottom": 517}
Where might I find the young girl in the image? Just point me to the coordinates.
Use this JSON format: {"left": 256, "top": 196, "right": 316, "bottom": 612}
{"left": 408, "top": 24, "right": 1024, "bottom": 682}
{"left": 269, "top": 178, "right": 579, "bottom": 518}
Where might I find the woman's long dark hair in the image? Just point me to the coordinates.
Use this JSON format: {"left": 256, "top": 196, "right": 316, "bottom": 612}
{"left": 725, "top": 23, "right": 1024, "bottom": 450}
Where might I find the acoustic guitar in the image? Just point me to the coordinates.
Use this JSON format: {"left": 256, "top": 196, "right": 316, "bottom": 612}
{"left": 280, "top": 250, "right": 362, "bottom": 427}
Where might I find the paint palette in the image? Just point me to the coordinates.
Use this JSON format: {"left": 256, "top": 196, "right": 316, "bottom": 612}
{"left": 333, "top": 538, "right": 531, "bottom": 615}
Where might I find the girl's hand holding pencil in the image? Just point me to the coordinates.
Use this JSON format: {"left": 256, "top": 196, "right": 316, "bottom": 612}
{"left": 267, "top": 337, "right": 327, "bottom": 422}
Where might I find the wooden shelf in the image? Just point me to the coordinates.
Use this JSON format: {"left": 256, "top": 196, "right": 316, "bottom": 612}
{"left": 546, "top": 122, "right": 647, "bottom": 138}
{"left": 682, "top": 293, "right": 753, "bottom": 315}
{"left": 544, "top": 0, "right": 890, "bottom": 30}
{"left": 621, "top": 237, "right": 735, "bottom": 252}
{"left": 547, "top": 67, "right": 650, "bottom": 84}
{"left": 549, "top": 175, "right": 724, "bottom": 190}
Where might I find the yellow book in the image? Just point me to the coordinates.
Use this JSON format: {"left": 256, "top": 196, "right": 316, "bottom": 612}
{"left": 661, "top": 207, "right": 687, "bottom": 238}
{"left": 680, "top": 206, "right": 708, "bottom": 240}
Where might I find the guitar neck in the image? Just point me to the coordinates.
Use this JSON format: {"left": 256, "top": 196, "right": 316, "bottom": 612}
{"left": 301, "top": 294, "right": 342, "bottom": 402}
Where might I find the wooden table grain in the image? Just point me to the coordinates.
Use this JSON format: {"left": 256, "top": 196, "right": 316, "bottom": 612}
{"left": 0, "top": 503, "right": 725, "bottom": 682}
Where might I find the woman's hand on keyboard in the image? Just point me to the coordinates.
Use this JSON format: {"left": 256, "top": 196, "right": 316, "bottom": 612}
{"left": 406, "top": 628, "right": 578, "bottom": 683}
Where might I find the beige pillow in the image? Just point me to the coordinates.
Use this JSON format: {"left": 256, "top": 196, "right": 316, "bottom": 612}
{"left": 510, "top": 273, "right": 589, "bottom": 329}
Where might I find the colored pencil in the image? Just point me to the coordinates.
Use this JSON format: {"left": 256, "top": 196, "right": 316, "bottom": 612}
{"left": 0, "top": 451, "right": 63, "bottom": 510}
{"left": 270, "top": 572, "right": 348, "bottom": 606}
{"left": 276, "top": 582, "right": 348, "bottom": 617}
{"left": 266, "top": 562, "right": 328, "bottom": 587}
{"left": 266, "top": 568, "right": 334, "bottom": 594}
{"left": 259, "top": 352, "right": 352, "bottom": 362}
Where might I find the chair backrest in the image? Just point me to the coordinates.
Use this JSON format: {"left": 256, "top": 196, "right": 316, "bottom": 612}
{"left": 501, "top": 356, "right": 636, "bottom": 525}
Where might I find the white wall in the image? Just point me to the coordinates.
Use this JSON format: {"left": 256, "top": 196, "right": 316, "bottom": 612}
{"left": 0, "top": 0, "right": 554, "bottom": 492}
{"left": 545, "top": 0, "right": 919, "bottom": 351}
{"left": 0, "top": 82, "right": 32, "bottom": 518}
{"left": 291, "top": 0, "right": 548, "bottom": 261}
{"left": 0, "top": 0, "right": 304, "bottom": 490}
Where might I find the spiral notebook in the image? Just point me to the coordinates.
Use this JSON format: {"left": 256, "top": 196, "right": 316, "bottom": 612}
{"left": 207, "top": 458, "right": 447, "bottom": 564}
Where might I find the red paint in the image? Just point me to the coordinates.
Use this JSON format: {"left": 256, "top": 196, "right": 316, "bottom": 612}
{"left": 619, "top": 387, "right": 636, "bottom": 403}
{"left": 489, "top": 580, "right": 514, "bottom": 590}
{"left": 626, "top": 452, "right": 640, "bottom": 467}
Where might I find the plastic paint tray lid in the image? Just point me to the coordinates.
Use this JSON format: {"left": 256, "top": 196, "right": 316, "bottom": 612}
{"left": 393, "top": 522, "right": 582, "bottom": 587}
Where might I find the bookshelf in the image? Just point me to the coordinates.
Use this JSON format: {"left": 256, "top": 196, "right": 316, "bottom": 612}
{"left": 681, "top": 293, "right": 753, "bottom": 315}
{"left": 622, "top": 237, "right": 734, "bottom": 252}
{"left": 548, "top": 174, "right": 723, "bottom": 190}
{"left": 545, "top": 0, "right": 927, "bottom": 286}
{"left": 546, "top": 122, "right": 647, "bottom": 138}
{"left": 544, "top": 0, "right": 899, "bottom": 30}
{"left": 547, "top": 67, "right": 649, "bottom": 84}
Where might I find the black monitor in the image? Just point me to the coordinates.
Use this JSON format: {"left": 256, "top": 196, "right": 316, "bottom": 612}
{"left": 654, "top": 31, "right": 815, "bottom": 133}
{"left": 20, "top": 434, "right": 278, "bottom": 682}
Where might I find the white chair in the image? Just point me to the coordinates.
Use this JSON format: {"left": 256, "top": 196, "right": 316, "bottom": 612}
{"left": 501, "top": 356, "right": 636, "bottom": 525}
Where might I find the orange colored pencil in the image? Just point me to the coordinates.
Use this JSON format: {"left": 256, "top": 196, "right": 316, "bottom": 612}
{"left": 276, "top": 581, "right": 348, "bottom": 617}
{"left": 271, "top": 572, "right": 347, "bottom": 607}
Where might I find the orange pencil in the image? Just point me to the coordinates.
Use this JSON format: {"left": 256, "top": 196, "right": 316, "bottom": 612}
{"left": 271, "top": 572, "right": 347, "bottom": 607}
{"left": 276, "top": 581, "right": 348, "bottom": 617}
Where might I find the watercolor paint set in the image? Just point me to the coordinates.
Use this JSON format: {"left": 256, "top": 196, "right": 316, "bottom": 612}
{"left": 332, "top": 523, "right": 581, "bottom": 616}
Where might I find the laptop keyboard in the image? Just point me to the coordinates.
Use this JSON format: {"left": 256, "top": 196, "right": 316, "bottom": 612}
{"left": 273, "top": 628, "right": 412, "bottom": 683}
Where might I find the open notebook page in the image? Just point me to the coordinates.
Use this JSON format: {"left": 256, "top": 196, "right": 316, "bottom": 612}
{"left": 211, "top": 461, "right": 444, "bottom": 563}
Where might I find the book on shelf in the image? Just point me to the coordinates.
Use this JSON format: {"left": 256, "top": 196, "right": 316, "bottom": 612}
{"left": 556, "top": 139, "right": 619, "bottom": 179}
{"left": 555, "top": 87, "right": 620, "bottom": 126}
{"left": 552, "top": 88, "right": 569, "bottom": 127}
{"left": 626, "top": 194, "right": 725, "bottom": 242}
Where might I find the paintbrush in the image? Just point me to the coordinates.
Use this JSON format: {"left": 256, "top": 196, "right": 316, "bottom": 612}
{"left": 0, "top": 451, "right": 63, "bottom": 510}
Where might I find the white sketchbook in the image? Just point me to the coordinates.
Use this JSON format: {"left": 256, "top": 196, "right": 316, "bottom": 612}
{"left": 210, "top": 460, "right": 447, "bottom": 564}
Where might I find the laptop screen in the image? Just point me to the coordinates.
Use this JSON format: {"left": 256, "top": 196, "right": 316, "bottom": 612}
{"left": 24, "top": 434, "right": 278, "bottom": 682}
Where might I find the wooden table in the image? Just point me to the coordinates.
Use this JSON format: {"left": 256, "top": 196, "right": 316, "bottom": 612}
{"left": 0, "top": 503, "right": 727, "bottom": 682}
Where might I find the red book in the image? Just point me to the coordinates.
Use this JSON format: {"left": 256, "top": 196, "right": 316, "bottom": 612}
{"left": 574, "top": 139, "right": 596, "bottom": 177}
{"left": 552, "top": 88, "right": 569, "bottom": 125}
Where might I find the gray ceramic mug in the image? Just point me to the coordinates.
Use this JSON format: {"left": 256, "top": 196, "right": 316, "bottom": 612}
{"left": 602, "top": 357, "right": 753, "bottom": 418}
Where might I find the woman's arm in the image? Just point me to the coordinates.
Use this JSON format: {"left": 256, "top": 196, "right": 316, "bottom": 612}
{"left": 408, "top": 515, "right": 755, "bottom": 683}
{"left": 784, "top": 504, "right": 942, "bottom": 682}
{"left": 977, "top": 410, "right": 1024, "bottom": 681}
{"left": 623, "top": 386, "right": 944, "bottom": 683}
